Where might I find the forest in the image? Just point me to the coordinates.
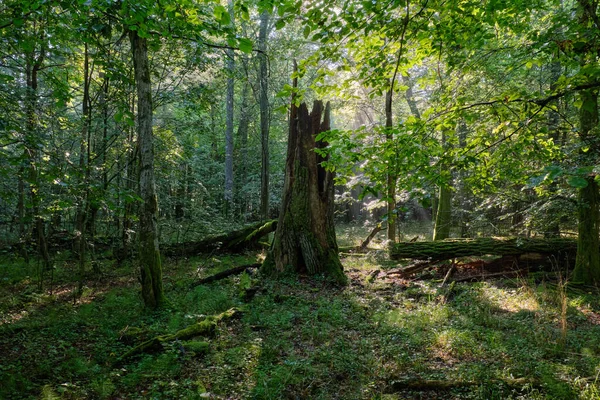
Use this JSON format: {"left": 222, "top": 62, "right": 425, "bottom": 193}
{"left": 1, "top": 0, "right": 600, "bottom": 398}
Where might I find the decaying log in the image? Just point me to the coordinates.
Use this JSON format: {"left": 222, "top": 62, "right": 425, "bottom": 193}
{"left": 192, "top": 263, "right": 260, "bottom": 286}
{"left": 163, "top": 220, "right": 277, "bottom": 257}
{"left": 116, "top": 308, "right": 241, "bottom": 364}
{"left": 390, "top": 237, "right": 576, "bottom": 260}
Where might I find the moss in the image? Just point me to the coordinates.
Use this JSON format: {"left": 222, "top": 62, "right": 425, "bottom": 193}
{"left": 171, "top": 319, "right": 216, "bottom": 340}
{"left": 182, "top": 341, "right": 210, "bottom": 356}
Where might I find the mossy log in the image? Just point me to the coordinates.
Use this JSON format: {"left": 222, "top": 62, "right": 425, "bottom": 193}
{"left": 162, "top": 220, "right": 277, "bottom": 257}
{"left": 390, "top": 237, "right": 577, "bottom": 260}
{"left": 115, "top": 308, "right": 241, "bottom": 364}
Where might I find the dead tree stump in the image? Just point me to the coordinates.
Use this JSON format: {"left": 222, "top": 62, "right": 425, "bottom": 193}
{"left": 262, "top": 100, "right": 346, "bottom": 284}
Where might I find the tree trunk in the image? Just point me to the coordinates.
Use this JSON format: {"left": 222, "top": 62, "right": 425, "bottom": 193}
{"left": 130, "top": 30, "right": 166, "bottom": 308}
{"left": 385, "top": 84, "right": 396, "bottom": 242}
{"left": 573, "top": 88, "right": 600, "bottom": 283}
{"left": 433, "top": 185, "right": 452, "bottom": 240}
{"left": 545, "top": 59, "right": 562, "bottom": 238}
{"left": 224, "top": 0, "right": 235, "bottom": 214}
{"left": 25, "top": 48, "right": 51, "bottom": 275}
{"left": 235, "top": 81, "right": 251, "bottom": 217}
{"left": 262, "top": 100, "right": 346, "bottom": 284}
{"left": 259, "top": 11, "right": 270, "bottom": 220}
{"left": 75, "top": 43, "right": 91, "bottom": 294}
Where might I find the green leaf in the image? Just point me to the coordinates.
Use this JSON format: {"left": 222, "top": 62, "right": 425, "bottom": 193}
{"left": 568, "top": 176, "right": 589, "bottom": 189}
{"left": 238, "top": 38, "right": 253, "bottom": 54}
{"left": 275, "top": 19, "right": 286, "bottom": 29}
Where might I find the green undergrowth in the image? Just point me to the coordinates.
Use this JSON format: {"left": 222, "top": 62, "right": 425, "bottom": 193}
{"left": 1, "top": 250, "right": 600, "bottom": 399}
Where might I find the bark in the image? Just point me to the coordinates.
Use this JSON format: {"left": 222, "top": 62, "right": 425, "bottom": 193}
{"left": 162, "top": 219, "right": 277, "bottom": 257}
{"left": 262, "top": 100, "right": 346, "bottom": 284}
{"left": 224, "top": 0, "right": 235, "bottom": 213}
{"left": 572, "top": 1, "right": 600, "bottom": 284}
{"left": 130, "top": 30, "right": 166, "bottom": 309}
{"left": 390, "top": 237, "right": 577, "bottom": 260}
{"left": 259, "top": 11, "right": 270, "bottom": 220}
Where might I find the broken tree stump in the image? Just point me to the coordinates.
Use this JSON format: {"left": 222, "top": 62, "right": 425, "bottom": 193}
{"left": 262, "top": 97, "right": 346, "bottom": 284}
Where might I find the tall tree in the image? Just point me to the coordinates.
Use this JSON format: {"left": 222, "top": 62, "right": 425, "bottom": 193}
{"left": 224, "top": 0, "right": 235, "bottom": 214}
{"left": 130, "top": 29, "right": 166, "bottom": 308}
{"left": 258, "top": 11, "right": 270, "bottom": 220}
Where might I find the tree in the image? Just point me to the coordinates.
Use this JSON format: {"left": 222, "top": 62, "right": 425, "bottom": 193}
{"left": 130, "top": 30, "right": 166, "bottom": 308}
{"left": 262, "top": 90, "right": 346, "bottom": 283}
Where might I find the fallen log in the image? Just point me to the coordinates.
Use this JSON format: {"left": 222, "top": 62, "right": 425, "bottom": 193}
{"left": 387, "top": 376, "right": 539, "bottom": 393}
{"left": 390, "top": 237, "right": 577, "bottom": 260}
{"left": 163, "top": 220, "right": 277, "bottom": 257}
{"left": 115, "top": 308, "right": 241, "bottom": 364}
{"left": 192, "top": 263, "right": 261, "bottom": 286}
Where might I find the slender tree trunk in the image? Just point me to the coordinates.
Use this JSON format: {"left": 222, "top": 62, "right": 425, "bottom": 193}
{"left": 433, "top": 130, "right": 453, "bottom": 241}
{"left": 385, "top": 85, "right": 396, "bottom": 242}
{"left": 236, "top": 82, "right": 251, "bottom": 217}
{"left": 545, "top": 59, "right": 562, "bottom": 238}
{"left": 25, "top": 51, "right": 50, "bottom": 276}
{"left": 573, "top": 88, "right": 600, "bottom": 283}
{"left": 76, "top": 43, "right": 91, "bottom": 293}
{"left": 433, "top": 186, "right": 452, "bottom": 240}
{"left": 130, "top": 30, "right": 166, "bottom": 308}
{"left": 224, "top": 0, "right": 235, "bottom": 214}
{"left": 259, "top": 11, "right": 270, "bottom": 220}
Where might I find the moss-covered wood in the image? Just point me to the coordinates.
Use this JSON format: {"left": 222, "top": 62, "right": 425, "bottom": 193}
{"left": 390, "top": 237, "right": 577, "bottom": 260}
{"left": 162, "top": 220, "right": 277, "bottom": 257}
{"left": 116, "top": 308, "right": 241, "bottom": 364}
{"left": 262, "top": 100, "right": 346, "bottom": 284}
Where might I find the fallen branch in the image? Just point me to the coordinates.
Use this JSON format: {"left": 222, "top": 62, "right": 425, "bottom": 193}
{"left": 453, "top": 269, "right": 527, "bottom": 282}
{"left": 357, "top": 223, "right": 383, "bottom": 251}
{"left": 385, "top": 260, "right": 440, "bottom": 278}
{"left": 192, "top": 263, "right": 260, "bottom": 286}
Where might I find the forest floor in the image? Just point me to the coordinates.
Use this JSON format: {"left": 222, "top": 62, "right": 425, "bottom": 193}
{"left": 1, "top": 224, "right": 600, "bottom": 399}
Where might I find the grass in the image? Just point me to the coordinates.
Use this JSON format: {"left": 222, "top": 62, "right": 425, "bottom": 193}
{"left": 1, "top": 230, "right": 600, "bottom": 399}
